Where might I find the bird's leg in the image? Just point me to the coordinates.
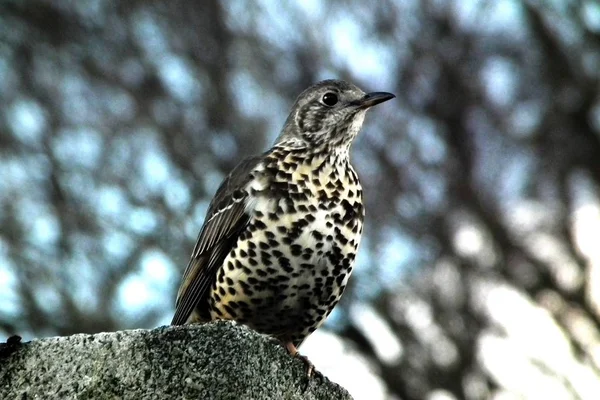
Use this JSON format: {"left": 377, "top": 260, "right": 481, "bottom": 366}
{"left": 284, "top": 341, "right": 316, "bottom": 377}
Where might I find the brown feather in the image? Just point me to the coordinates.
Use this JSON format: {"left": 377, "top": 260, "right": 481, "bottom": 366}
{"left": 171, "top": 155, "right": 264, "bottom": 325}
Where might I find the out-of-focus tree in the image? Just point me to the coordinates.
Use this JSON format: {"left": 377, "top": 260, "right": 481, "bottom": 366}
{"left": 1, "top": 1, "right": 599, "bottom": 399}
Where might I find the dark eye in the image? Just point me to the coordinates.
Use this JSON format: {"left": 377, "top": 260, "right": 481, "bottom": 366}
{"left": 322, "top": 93, "right": 338, "bottom": 106}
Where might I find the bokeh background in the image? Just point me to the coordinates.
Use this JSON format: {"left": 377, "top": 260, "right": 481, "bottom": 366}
{"left": 2, "top": 1, "right": 600, "bottom": 399}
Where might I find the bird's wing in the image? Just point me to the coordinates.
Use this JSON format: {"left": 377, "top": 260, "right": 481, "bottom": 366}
{"left": 171, "top": 155, "right": 264, "bottom": 325}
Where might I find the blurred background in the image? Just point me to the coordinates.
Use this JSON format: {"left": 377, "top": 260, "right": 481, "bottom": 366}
{"left": 1, "top": 0, "right": 600, "bottom": 399}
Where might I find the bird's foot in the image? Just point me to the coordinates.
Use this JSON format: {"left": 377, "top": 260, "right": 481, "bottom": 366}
{"left": 284, "top": 341, "right": 322, "bottom": 378}
{"left": 296, "top": 353, "right": 322, "bottom": 378}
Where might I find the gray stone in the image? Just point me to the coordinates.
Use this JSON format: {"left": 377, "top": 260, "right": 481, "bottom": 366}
{"left": 0, "top": 321, "right": 352, "bottom": 399}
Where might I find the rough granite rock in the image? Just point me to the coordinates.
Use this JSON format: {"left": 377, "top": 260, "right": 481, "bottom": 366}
{"left": 0, "top": 321, "right": 352, "bottom": 399}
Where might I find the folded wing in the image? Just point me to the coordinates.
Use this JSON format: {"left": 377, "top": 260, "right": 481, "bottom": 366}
{"left": 171, "top": 156, "right": 263, "bottom": 325}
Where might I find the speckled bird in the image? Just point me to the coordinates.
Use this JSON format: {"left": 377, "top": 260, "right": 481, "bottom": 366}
{"left": 172, "top": 79, "right": 394, "bottom": 373}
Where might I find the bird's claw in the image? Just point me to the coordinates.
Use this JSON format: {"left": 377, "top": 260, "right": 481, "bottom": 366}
{"left": 284, "top": 341, "right": 321, "bottom": 378}
{"left": 295, "top": 353, "right": 316, "bottom": 378}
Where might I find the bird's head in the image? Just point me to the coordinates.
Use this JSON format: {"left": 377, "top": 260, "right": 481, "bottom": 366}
{"left": 276, "top": 79, "right": 395, "bottom": 153}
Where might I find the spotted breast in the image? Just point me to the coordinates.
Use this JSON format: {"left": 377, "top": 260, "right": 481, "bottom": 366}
{"left": 208, "top": 146, "right": 364, "bottom": 347}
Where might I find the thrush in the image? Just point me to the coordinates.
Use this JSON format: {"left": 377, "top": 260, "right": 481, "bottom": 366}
{"left": 172, "top": 79, "right": 394, "bottom": 374}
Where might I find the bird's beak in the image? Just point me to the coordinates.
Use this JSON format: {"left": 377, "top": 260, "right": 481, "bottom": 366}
{"left": 357, "top": 92, "right": 396, "bottom": 108}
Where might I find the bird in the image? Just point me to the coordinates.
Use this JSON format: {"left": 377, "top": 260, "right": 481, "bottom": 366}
{"left": 171, "top": 79, "right": 395, "bottom": 374}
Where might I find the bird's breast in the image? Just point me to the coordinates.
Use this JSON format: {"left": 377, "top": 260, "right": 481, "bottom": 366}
{"left": 250, "top": 153, "right": 365, "bottom": 272}
{"left": 209, "top": 152, "right": 364, "bottom": 329}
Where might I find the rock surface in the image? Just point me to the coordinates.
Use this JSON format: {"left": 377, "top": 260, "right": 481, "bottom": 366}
{"left": 0, "top": 321, "right": 352, "bottom": 399}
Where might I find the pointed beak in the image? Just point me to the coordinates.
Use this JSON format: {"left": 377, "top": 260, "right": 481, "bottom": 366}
{"left": 357, "top": 92, "right": 395, "bottom": 108}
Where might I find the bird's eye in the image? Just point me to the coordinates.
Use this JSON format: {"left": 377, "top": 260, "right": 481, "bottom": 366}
{"left": 322, "top": 93, "right": 338, "bottom": 106}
